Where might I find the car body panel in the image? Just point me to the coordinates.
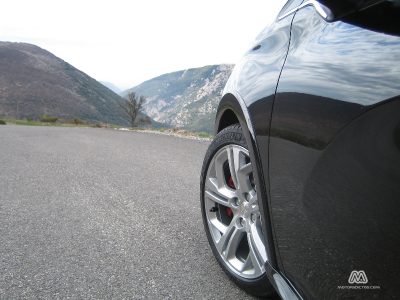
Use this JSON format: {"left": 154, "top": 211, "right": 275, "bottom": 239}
{"left": 269, "top": 4, "right": 400, "bottom": 299}
{"left": 217, "top": 1, "right": 400, "bottom": 299}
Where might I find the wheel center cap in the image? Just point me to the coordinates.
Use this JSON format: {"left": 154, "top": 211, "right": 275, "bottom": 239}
{"left": 239, "top": 201, "right": 250, "bottom": 217}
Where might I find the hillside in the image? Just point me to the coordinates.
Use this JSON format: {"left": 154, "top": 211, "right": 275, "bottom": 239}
{"left": 100, "top": 81, "right": 122, "bottom": 94}
{"left": 123, "top": 64, "right": 234, "bottom": 132}
{"left": 0, "top": 42, "right": 151, "bottom": 126}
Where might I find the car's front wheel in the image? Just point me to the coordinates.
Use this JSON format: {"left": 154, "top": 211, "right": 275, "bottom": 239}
{"left": 200, "top": 124, "right": 274, "bottom": 298}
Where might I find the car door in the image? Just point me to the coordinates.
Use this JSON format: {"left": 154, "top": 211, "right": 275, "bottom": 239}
{"left": 269, "top": 1, "right": 400, "bottom": 299}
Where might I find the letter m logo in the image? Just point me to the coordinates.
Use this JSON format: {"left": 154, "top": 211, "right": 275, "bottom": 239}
{"left": 348, "top": 270, "right": 368, "bottom": 284}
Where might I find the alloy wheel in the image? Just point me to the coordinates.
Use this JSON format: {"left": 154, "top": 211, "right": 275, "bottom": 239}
{"left": 204, "top": 144, "right": 268, "bottom": 279}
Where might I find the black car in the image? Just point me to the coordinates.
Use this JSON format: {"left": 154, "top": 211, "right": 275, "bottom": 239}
{"left": 200, "top": 0, "right": 400, "bottom": 299}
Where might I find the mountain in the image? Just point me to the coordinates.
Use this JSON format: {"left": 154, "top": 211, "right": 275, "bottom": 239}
{"left": 123, "top": 64, "right": 234, "bottom": 132}
{"left": 0, "top": 41, "right": 153, "bottom": 126}
{"left": 100, "top": 81, "right": 122, "bottom": 94}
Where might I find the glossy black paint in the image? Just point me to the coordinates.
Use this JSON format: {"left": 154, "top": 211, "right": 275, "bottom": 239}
{"left": 216, "top": 1, "right": 400, "bottom": 299}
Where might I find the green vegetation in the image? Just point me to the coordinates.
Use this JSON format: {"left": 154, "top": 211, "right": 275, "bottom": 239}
{"left": 4, "top": 118, "right": 91, "bottom": 127}
{"left": 2, "top": 118, "right": 213, "bottom": 140}
{"left": 6, "top": 119, "right": 74, "bottom": 127}
{"left": 72, "top": 118, "right": 85, "bottom": 125}
{"left": 39, "top": 115, "right": 58, "bottom": 123}
{"left": 130, "top": 127, "right": 213, "bottom": 140}
{"left": 197, "top": 131, "right": 213, "bottom": 139}
{"left": 0, "top": 119, "right": 6, "bottom": 125}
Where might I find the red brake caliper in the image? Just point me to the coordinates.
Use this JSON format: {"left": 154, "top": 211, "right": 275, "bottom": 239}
{"left": 227, "top": 176, "right": 235, "bottom": 189}
{"left": 226, "top": 176, "right": 235, "bottom": 218}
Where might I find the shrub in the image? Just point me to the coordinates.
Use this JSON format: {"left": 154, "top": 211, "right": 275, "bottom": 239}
{"left": 137, "top": 115, "right": 151, "bottom": 125}
{"left": 0, "top": 120, "right": 6, "bottom": 125}
{"left": 198, "top": 132, "right": 212, "bottom": 139}
{"left": 39, "top": 115, "right": 58, "bottom": 123}
{"left": 73, "top": 118, "right": 85, "bottom": 125}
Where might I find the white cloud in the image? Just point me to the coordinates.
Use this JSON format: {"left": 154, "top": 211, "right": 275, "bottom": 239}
{"left": 0, "top": 0, "right": 286, "bottom": 89}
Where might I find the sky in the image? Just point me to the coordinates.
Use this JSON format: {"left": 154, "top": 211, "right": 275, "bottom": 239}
{"left": 0, "top": 0, "right": 286, "bottom": 90}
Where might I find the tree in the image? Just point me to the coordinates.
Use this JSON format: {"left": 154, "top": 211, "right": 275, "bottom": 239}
{"left": 119, "top": 92, "right": 146, "bottom": 128}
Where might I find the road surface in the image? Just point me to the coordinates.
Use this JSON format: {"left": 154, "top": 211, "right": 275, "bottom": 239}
{"left": 0, "top": 125, "right": 256, "bottom": 299}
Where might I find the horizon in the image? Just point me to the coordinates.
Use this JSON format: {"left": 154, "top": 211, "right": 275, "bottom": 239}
{"left": 0, "top": 0, "right": 285, "bottom": 90}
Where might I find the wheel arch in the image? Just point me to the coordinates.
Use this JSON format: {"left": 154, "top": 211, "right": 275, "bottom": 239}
{"left": 214, "top": 93, "right": 302, "bottom": 299}
{"left": 215, "top": 93, "right": 247, "bottom": 135}
{"left": 215, "top": 93, "right": 278, "bottom": 266}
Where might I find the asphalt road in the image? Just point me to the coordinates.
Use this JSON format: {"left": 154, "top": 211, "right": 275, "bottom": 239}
{"left": 0, "top": 125, "right": 256, "bottom": 299}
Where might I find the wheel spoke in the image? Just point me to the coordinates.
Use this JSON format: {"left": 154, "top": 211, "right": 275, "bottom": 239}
{"left": 209, "top": 218, "right": 228, "bottom": 234}
{"left": 215, "top": 218, "right": 237, "bottom": 253}
{"left": 224, "top": 227, "right": 245, "bottom": 259}
{"left": 246, "top": 221, "right": 267, "bottom": 271}
{"left": 205, "top": 190, "right": 229, "bottom": 207}
{"left": 227, "top": 146, "right": 241, "bottom": 189}
{"left": 214, "top": 149, "right": 229, "bottom": 189}
{"left": 248, "top": 193, "right": 258, "bottom": 205}
{"left": 246, "top": 233, "right": 264, "bottom": 274}
{"left": 241, "top": 255, "right": 252, "bottom": 272}
{"left": 237, "top": 163, "right": 253, "bottom": 194}
{"left": 205, "top": 177, "right": 235, "bottom": 205}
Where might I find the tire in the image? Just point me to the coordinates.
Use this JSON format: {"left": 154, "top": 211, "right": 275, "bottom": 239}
{"left": 200, "top": 124, "right": 275, "bottom": 298}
